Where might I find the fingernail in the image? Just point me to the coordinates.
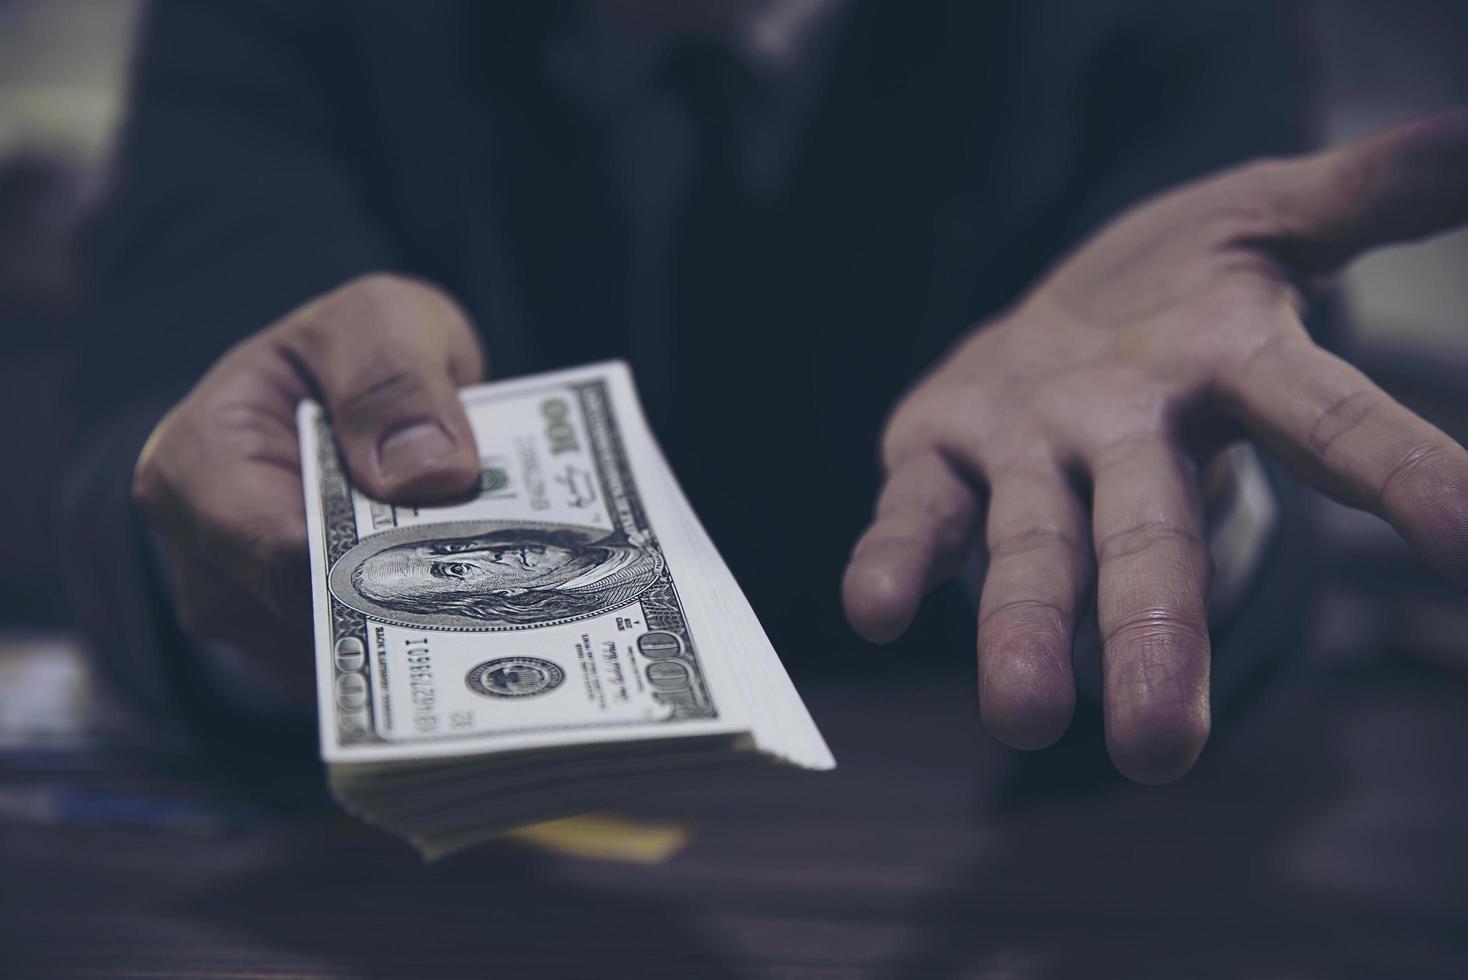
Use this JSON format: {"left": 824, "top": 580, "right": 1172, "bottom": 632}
{"left": 378, "top": 422, "right": 455, "bottom": 479}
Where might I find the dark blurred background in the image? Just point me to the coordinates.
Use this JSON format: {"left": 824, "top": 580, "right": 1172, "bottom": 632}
{"left": 3, "top": 2, "right": 1468, "bottom": 977}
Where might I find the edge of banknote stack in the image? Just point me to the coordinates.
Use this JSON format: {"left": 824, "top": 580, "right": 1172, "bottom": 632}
{"left": 299, "top": 361, "right": 834, "bottom": 860}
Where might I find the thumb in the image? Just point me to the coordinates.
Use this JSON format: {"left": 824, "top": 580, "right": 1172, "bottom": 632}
{"left": 275, "top": 274, "right": 484, "bottom": 502}
{"left": 1264, "top": 106, "right": 1468, "bottom": 272}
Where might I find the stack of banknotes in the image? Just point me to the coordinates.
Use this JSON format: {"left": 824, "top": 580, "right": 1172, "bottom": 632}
{"left": 299, "top": 362, "right": 834, "bottom": 859}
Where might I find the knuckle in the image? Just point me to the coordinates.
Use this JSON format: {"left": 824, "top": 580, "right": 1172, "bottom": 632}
{"left": 980, "top": 596, "right": 1068, "bottom": 631}
{"left": 930, "top": 493, "right": 976, "bottom": 542}
{"left": 877, "top": 506, "right": 968, "bottom": 551}
{"left": 1306, "top": 389, "right": 1375, "bottom": 461}
{"left": 1101, "top": 607, "right": 1209, "bottom": 654}
{"left": 343, "top": 272, "right": 476, "bottom": 361}
{"left": 277, "top": 314, "right": 335, "bottom": 373}
{"left": 419, "top": 282, "right": 476, "bottom": 339}
{"left": 1090, "top": 429, "right": 1169, "bottom": 472}
{"left": 979, "top": 599, "right": 1071, "bottom": 653}
{"left": 1096, "top": 520, "right": 1203, "bottom": 564}
{"left": 272, "top": 286, "right": 462, "bottom": 446}
{"left": 1216, "top": 155, "right": 1321, "bottom": 245}
{"left": 881, "top": 386, "right": 989, "bottom": 471}
{"left": 1220, "top": 158, "right": 1294, "bottom": 232}
{"left": 322, "top": 272, "right": 417, "bottom": 321}
{"left": 335, "top": 367, "right": 433, "bottom": 427}
{"left": 875, "top": 475, "right": 975, "bottom": 543}
{"left": 988, "top": 524, "right": 1086, "bottom": 562}
{"left": 1197, "top": 278, "right": 1300, "bottom": 346}
{"left": 281, "top": 273, "right": 412, "bottom": 355}
{"left": 880, "top": 395, "right": 936, "bottom": 469}
{"left": 1216, "top": 331, "right": 1298, "bottom": 397}
{"left": 1029, "top": 377, "right": 1084, "bottom": 418}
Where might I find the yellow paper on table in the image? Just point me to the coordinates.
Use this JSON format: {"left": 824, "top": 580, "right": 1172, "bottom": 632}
{"left": 506, "top": 814, "right": 691, "bottom": 864}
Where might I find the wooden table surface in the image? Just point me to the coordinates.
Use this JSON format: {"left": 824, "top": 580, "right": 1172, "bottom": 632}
{"left": 3, "top": 647, "right": 1468, "bottom": 979}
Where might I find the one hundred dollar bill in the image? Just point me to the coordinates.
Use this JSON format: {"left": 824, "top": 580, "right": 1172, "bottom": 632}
{"left": 299, "top": 362, "right": 832, "bottom": 856}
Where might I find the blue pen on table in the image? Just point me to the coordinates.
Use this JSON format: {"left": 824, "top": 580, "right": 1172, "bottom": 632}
{"left": 0, "top": 784, "right": 264, "bottom": 835}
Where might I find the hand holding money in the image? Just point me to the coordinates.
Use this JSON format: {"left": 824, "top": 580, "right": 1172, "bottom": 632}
{"left": 133, "top": 273, "right": 485, "bottom": 692}
{"left": 300, "top": 363, "right": 833, "bottom": 858}
{"left": 134, "top": 278, "right": 833, "bottom": 857}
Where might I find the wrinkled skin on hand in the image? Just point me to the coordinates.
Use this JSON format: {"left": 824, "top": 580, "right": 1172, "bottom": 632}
{"left": 843, "top": 111, "right": 1468, "bottom": 784}
{"left": 133, "top": 274, "right": 484, "bottom": 693}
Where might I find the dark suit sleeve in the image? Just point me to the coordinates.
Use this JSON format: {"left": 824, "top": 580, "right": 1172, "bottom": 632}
{"left": 61, "top": 0, "right": 396, "bottom": 727}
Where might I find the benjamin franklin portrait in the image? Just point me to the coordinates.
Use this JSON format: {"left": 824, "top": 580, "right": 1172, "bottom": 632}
{"left": 328, "top": 520, "right": 663, "bottom": 630}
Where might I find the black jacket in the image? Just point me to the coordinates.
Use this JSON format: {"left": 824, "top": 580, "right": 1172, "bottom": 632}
{"left": 63, "top": 0, "right": 1313, "bottom": 732}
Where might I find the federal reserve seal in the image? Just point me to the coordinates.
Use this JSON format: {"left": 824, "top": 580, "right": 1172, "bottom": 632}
{"left": 465, "top": 656, "right": 565, "bottom": 699}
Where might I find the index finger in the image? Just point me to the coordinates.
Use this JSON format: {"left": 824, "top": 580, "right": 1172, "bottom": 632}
{"left": 1223, "top": 336, "right": 1468, "bottom": 588}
